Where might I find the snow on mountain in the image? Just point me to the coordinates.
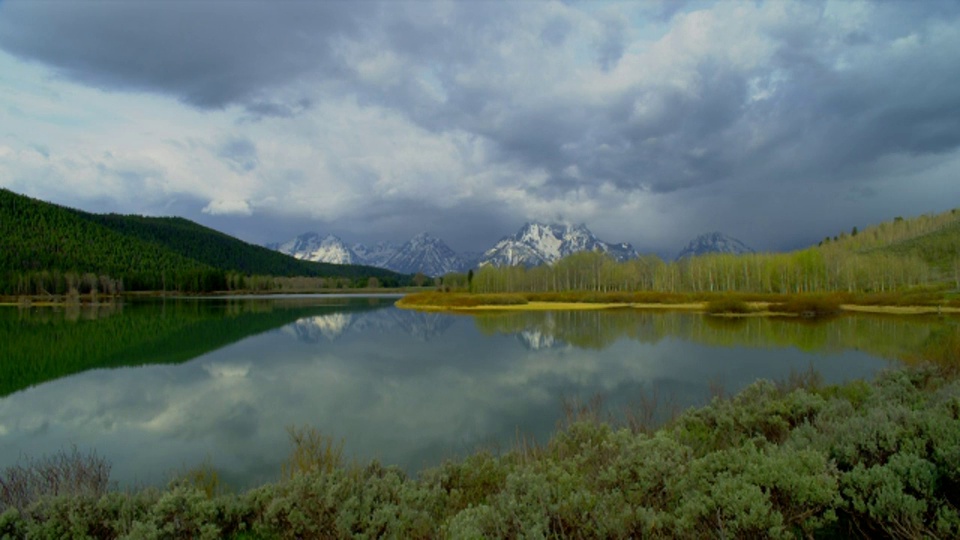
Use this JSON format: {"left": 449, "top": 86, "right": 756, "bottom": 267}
{"left": 382, "top": 232, "right": 467, "bottom": 276}
{"left": 268, "top": 232, "right": 465, "bottom": 276}
{"left": 478, "top": 222, "right": 638, "bottom": 267}
{"left": 268, "top": 232, "right": 360, "bottom": 265}
{"left": 268, "top": 222, "right": 638, "bottom": 275}
{"left": 352, "top": 241, "right": 399, "bottom": 268}
{"left": 675, "top": 232, "right": 754, "bottom": 260}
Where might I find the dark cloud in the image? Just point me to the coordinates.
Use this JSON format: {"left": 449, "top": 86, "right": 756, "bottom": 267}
{"left": 0, "top": 0, "right": 364, "bottom": 109}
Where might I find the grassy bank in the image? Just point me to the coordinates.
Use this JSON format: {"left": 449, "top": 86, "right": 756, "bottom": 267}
{"left": 396, "top": 290, "right": 960, "bottom": 316}
{"left": 2, "top": 365, "right": 958, "bottom": 539}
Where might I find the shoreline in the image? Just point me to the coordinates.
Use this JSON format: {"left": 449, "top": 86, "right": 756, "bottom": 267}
{"left": 6, "top": 293, "right": 959, "bottom": 317}
{"left": 0, "top": 288, "right": 421, "bottom": 307}
{"left": 397, "top": 300, "right": 960, "bottom": 316}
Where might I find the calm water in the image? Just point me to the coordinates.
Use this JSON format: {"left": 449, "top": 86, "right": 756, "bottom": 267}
{"left": 0, "top": 295, "right": 953, "bottom": 490}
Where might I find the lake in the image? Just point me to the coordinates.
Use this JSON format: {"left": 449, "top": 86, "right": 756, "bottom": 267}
{"left": 0, "top": 295, "right": 952, "bottom": 490}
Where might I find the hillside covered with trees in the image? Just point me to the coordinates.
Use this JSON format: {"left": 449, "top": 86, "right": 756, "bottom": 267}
{"left": 0, "top": 189, "right": 407, "bottom": 295}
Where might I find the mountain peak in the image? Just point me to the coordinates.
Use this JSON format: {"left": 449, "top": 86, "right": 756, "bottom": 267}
{"left": 480, "top": 222, "right": 637, "bottom": 267}
{"left": 271, "top": 232, "right": 359, "bottom": 265}
{"left": 384, "top": 233, "right": 465, "bottom": 276}
{"left": 676, "top": 232, "right": 753, "bottom": 260}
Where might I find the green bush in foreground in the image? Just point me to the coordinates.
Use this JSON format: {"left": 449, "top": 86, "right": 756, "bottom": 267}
{"left": 2, "top": 365, "right": 958, "bottom": 539}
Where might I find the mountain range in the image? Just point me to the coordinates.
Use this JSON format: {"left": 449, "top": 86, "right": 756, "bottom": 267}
{"left": 269, "top": 223, "right": 754, "bottom": 276}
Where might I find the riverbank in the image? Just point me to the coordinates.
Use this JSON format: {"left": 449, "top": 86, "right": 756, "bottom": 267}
{"left": 396, "top": 291, "right": 960, "bottom": 316}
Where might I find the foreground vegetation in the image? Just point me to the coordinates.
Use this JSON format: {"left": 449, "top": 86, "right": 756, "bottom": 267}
{"left": 2, "top": 364, "right": 958, "bottom": 539}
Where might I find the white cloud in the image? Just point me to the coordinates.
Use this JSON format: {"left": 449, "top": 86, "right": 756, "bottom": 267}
{"left": 202, "top": 199, "right": 252, "bottom": 216}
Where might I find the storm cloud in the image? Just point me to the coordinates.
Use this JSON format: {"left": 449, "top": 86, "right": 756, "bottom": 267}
{"left": 1, "top": 0, "right": 959, "bottom": 254}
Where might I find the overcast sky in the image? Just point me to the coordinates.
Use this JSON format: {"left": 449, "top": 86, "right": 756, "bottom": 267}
{"left": 2, "top": 0, "right": 959, "bottom": 256}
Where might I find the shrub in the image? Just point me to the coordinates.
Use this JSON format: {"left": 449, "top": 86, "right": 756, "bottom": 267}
{"left": 173, "top": 459, "right": 227, "bottom": 499}
{"left": 281, "top": 425, "right": 344, "bottom": 480}
{"left": 0, "top": 446, "right": 111, "bottom": 515}
{"left": 705, "top": 298, "right": 755, "bottom": 315}
{"left": 771, "top": 296, "right": 842, "bottom": 318}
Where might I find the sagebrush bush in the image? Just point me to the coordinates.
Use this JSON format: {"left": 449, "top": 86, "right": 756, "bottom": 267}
{"left": 0, "top": 446, "right": 111, "bottom": 515}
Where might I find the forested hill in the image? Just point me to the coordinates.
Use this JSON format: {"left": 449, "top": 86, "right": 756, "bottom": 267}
{"left": 818, "top": 208, "right": 960, "bottom": 272}
{"left": 0, "top": 189, "right": 405, "bottom": 294}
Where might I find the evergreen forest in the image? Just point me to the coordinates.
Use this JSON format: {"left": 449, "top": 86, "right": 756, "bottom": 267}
{"left": 0, "top": 189, "right": 407, "bottom": 295}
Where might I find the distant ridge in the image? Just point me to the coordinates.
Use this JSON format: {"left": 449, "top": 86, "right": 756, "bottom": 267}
{"left": 271, "top": 231, "right": 465, "bottom": 277}
{"left": 675, "top": 232, "right": 754, "bottom": 260}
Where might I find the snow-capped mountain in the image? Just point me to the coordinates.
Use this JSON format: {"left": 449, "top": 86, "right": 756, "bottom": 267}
{"left": 268, "top": 232, "right": 465, "bottom": 276}
{"left": 382, "top": 232, "right": 466, "bottom": 276}
{"left": 478, "top": 222, "right": 638, "bottom": 267}
{"left": 352, "top": 241, "right": 399, "bottom": 268}
{"left": 675, "top": 232, "right": 754, "bottom": 260}
{"left": 267, "top": 233, "right": 360, "bottom": 265}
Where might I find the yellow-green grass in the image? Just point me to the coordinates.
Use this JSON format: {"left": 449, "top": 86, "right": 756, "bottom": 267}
{"left": 397, "top": 290, "right": 960, "bottom": 316}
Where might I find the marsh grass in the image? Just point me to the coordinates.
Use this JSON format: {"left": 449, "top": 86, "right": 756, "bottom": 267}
{"left": 402, "top": 289, "right": 960, "bottom": 314}
{"left": 396, "top": 292, "right": 528, "bottom": 308}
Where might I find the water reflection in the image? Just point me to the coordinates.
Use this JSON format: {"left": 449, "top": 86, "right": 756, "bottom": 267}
{"left": 471, "top": 309, "right": 960, "bottom": 365}
{"left": 1, "top": 298, "right": 952, "bottom": 492}
{"left": 285, "top": 309, "right": 455, "bottom": 343}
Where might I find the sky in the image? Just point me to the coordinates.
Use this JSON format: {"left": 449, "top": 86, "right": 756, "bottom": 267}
{"left": 1, "top": 0, "right": 959, "bottom": 257}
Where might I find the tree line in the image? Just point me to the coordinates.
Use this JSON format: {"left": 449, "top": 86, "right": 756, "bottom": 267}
{"left": 460, "top": 248, "right": 945, "bottom": 295}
